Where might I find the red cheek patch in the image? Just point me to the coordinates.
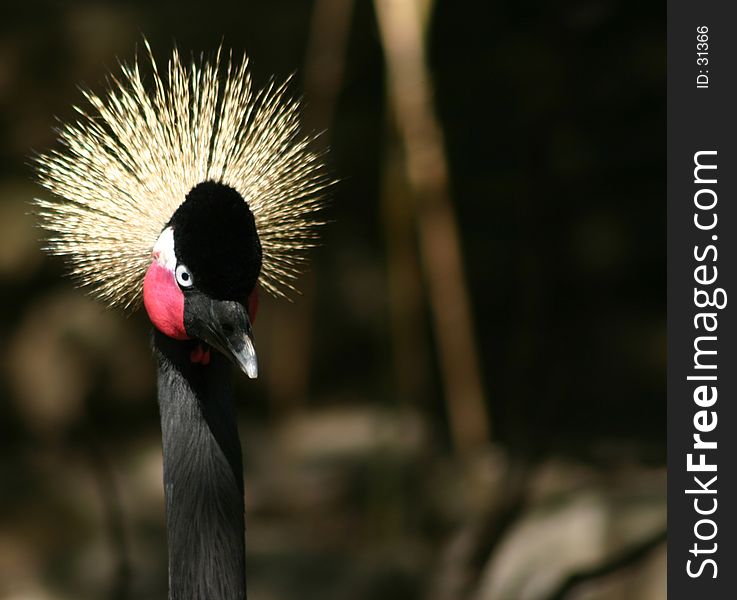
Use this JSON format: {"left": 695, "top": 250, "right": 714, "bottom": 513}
{"left": 143, "top": 262, "right": 188, "bottom": 340}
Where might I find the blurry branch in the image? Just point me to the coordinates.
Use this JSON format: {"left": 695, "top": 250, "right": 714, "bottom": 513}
{"left": 374, "top": 0, "right": 489, "bottom": 453}
{"left": 382, "top": 126, "right": 431, "bottom": 406}
{"left": 266, "top": 0, "right": 353, "bottom": 410}
{"left": 544, "top": 528, "right": 667, "bottom": 600}
{"left": 303, "top": 0, "right": 354, "bottom": 134}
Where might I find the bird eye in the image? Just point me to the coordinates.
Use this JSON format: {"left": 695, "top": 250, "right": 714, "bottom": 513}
{"left": 175, "top": 264, "right": 194, "bottom": 288}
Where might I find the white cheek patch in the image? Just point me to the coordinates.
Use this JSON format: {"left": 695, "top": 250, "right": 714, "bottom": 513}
{"left": 152, "top": 227, "right": 177, "bottom": 271}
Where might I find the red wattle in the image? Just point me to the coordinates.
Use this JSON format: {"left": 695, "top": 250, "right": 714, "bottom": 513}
{"left": 190, "top": 344, "right": 211, "bottom": 365}
{"left": 143, "top": 262, "right": 188, "bottom": 340}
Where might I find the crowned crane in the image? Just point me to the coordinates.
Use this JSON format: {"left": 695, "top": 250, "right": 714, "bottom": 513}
{"left": 33, "top": 43, "right": 328, "bottom": 599}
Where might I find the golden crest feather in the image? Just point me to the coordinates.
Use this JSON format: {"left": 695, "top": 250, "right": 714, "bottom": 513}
{"left": 34, "top": 41, "right": 328, "bottom": 309}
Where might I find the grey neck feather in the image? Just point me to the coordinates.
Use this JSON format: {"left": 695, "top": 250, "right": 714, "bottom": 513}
{"left": 154, "top": 330, "right": 246, "bottom": 600}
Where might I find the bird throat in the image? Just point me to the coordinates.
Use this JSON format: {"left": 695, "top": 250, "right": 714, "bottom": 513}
{"left": 154, "top": 330, "right": 246, "bottom": 600}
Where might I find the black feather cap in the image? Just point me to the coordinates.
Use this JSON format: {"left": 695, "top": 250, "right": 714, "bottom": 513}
{"left": 168, "top": 181, "right": 262, "bottom": 301}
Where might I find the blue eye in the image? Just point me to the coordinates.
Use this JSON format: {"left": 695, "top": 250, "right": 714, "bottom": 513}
{"left": 175, "top": 264, "right": 194, "bottom": 288}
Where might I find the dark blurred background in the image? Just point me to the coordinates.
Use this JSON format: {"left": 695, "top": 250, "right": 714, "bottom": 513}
{"left": 0, "top": 1, "right": 664, "bottom": 599}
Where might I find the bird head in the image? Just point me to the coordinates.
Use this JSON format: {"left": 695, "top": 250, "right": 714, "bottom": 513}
{"left": 33, "top": 43, "right": 330, "bottom": 380}
{"left": 143, "top": 181, "right": 262, "bottom": 377}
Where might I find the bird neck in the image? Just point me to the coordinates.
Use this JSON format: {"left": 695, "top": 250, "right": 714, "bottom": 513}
{"left": 153, "top": 330, "right": 246, "bottom": 600}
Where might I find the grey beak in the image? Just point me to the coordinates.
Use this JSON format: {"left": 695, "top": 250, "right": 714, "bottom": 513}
{"left": 230, "top": 331, "right": 258, "bottom": 379}
{"left": 183, "top": 294, "right": 258, "bottom": 378}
